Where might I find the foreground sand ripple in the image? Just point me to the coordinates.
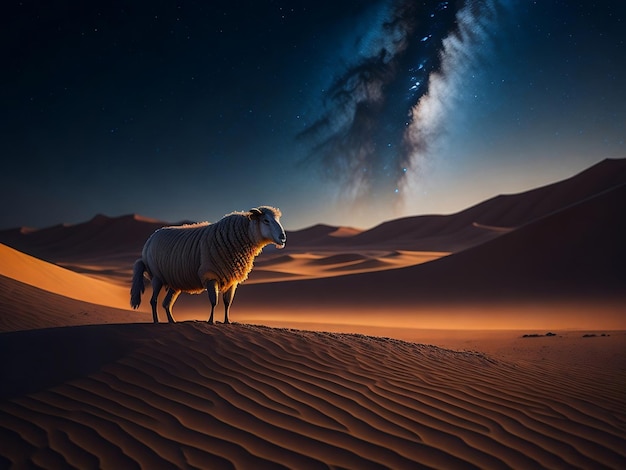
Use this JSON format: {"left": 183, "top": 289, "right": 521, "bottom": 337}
{"left": 1, "top": 323, "right": 624, "bottom": 469}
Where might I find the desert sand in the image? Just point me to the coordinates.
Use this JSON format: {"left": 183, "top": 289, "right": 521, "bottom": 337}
{"left": 1, "top": 322, "right": 624, "bottom": 469}
{"left": 1, "top": 159, "right": 625, "bottom": 468}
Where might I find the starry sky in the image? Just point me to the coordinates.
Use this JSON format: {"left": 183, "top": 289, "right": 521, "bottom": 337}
{"left": 2, "top": 0, "right": 625, "bottom": 230}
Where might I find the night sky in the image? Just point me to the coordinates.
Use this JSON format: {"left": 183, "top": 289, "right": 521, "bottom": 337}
{"left": 2, "top": 1, "right": 625, "bottom": 230}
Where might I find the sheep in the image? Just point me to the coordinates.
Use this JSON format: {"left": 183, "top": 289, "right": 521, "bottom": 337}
{"left": 130, "top": 206, "right": 286, "bottom": 324}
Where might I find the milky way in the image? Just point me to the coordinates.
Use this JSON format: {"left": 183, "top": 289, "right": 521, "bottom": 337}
{"left": 299, "top": 0, "right": 508, "bottom": 206}
{"left": 2, "top": 0, "right": 623, "bottom": 231}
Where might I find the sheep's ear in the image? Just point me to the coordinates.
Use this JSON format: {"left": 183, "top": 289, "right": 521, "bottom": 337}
{"left": 250, "top": 208, "right": 263, "bottom": 219}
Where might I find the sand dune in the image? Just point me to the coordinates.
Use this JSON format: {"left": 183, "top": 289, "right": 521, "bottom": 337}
{"left": 0, "top": 274, "right": 146, "bottom": 332}
{"left": 327, "top": 257, "right": 390, "bottom": 272}
{"left": 297, "top": 157, "right": 626, "bottom": 252}
{"left": 0, "top": 244, "right": 134, "bottom": 312}
{"left": 1, "top": 323, "right": 624, "bottom": 469}
{"left": 1, "top": 160, "right": 626, "bottom": 468}
{"left": 0, "top": 214, "right": 167, "bottom": 289}
{"left": 0, "top": 160, "right": 624, "bottom": 329}
{"left": 237, "top": 180, "right": 626, "bottom": 315}
{"left": 0, "top": 214, "right": 165, "bottom": 263}
{"left": 249, "top": 250, "right": 445, "bottom": 284}
{"left": 308, "top": 253, "right": 367, "bottom": 265}
{"left": 2, "top": 158, "right": 624, "bottom": 289}
{"left": 463, "top": 157, "right": 626, "bottom": 228}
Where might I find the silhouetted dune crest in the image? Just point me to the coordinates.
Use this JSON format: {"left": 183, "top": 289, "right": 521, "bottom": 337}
{"left": 240, "top": 181, "right": 626, "bottom": 307}
{"left": 342, "top": 158, "right": 626, "bottom": 250}
{"left": 1, "top": 158, "right": 625, "bottom": 260}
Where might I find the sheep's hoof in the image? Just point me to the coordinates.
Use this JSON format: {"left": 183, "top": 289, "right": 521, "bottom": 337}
{"left": 207, "top": 320, "right": 214, "bottom": 325}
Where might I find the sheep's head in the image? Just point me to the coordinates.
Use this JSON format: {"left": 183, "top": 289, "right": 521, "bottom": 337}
{"left": 250, "top": 206, "right": 286, "bottom": 249}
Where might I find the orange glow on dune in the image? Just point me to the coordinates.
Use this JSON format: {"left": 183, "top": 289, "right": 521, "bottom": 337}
{"left": 248, "top": 250, "right": 449, "bottom": 283}
{"left": 171, "top": 300, "right": 626, "bottom": 332}
{"left": 0, "top": 243, "right": 134, "bottom": 311}
{"left": 3, "top": 234, "right": 623, "bottom": 334}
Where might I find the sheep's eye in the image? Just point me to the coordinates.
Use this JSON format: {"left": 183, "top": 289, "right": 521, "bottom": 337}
{"left": 263, "top": 219, "right": 270, "bottom": 225}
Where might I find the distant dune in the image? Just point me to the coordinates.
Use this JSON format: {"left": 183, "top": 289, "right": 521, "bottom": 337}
{"left": 3, "top": 158, "right": 624, "bottom": 260}
{"left": 240, "top": 173, "right": 626, "bottom": 310}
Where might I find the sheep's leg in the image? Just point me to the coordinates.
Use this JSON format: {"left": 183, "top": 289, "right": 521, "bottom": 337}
{"left": 206, "top": 279, "right": 219, "bottom": 324}
{"left": 222, "top": 284, "right": 237, "bottom": 325}
{"left": 150, "top": 277, "right": 164, "bottom": 323}
{"left": 162, "top": 288, "right": 180, "bottom": 323}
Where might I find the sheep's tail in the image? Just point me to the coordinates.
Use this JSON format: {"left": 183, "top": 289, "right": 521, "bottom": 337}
{"left": 130, "top": 259, "right": 147, "bottom": 309}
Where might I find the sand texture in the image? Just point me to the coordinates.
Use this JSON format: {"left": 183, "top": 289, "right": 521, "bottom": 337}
{"left": 1, "top": 323, "right": 625, "bottom": 469}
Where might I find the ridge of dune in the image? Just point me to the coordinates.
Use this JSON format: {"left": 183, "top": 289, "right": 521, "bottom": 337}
{"left": 0, "top": 244, "right": 133, "bottom": 311}
{"left": 240, "top": 181, "right": 626, "bottom": 306}
{"left": 285, "top": 223, "right": 343, "bottom": 247}
{"left": 471, "top": 222, "right": 515, "bottom": 233}
{"left": 0, "top": 213, "right": 167, "bottom": 263}
{"left": 1, "top": 323, "right": 624, "bottom": 469}
{"left": 308, "top": 253, "right": 367, "bottom": 266}
{"left": 329, "top": 226, "right": 362, "bottom": 237}
{"left": 453, "top": 158, "right": 626, "bottom": 228}
{"left": 0, "top": 274, "right": 147, "bottom": 332}
{"left": 333, "top": 157, "right": 626, "bottom": 251}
